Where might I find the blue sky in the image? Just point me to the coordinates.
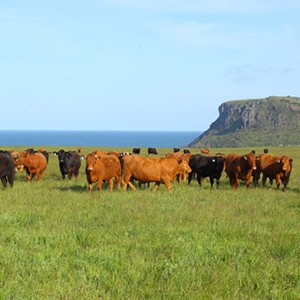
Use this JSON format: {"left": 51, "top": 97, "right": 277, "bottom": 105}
{"left": 1, "top": 0, "right": 299, "bottom": 131}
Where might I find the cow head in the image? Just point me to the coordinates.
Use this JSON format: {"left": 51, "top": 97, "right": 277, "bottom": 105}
{"left": 279, "top": 156, "right": 293, "bottom": 174}
{"left": 211, "top": 157, "right": 225, "bottom": 172}
{"left": 244, "top": 152, "right": 257, "bottom": 171}
{"left": 85, "top": 153, "right": 100, "bottom": 171}
{"left": 178, "top": 159, "right": 192, "bottom": 174}
{"left": 14, "top": 150, "right": 29, "bottom": 165}
{"left": 54, "top": 150, "right": 66, "bottom": 163}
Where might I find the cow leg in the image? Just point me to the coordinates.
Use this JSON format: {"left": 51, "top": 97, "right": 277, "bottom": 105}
{"left": 88, "top": 183, "right": 93, "bottom": 192}
{"left": 197, "top": 173, "right": 202, "bottom": 185}
{"left": 7, "top": 174, "right": 14, "bottom": 188}
{"left": 153, "top": 182, "right": 161, "bottom": 191}
{"left": 188, "top": 172, "right": 193, "bottom": 184}
{"left": 216, "top": 179, "right": 220, "bottom": 189}
{"left": 275, "top": 175, "right": 281, "bottom": 190}
{"left": 115, "top": 176, "right": 121, "bottom": 191}
{"left": 40, "top": 171, "right": 45, "bottom": 180}
{"left": 97, "top": 179, "right": 103, "bottom": 191}
{"left": 108, "top": 179, "right": 114, "bottom": 192}
{"left": 68, "top": 173, "right": 72, "bottom": 180}
{"left": 210, "top": 177, "right": 214, "bottom": 188}
{"left": 262, "top": 175, "right": 267, "bottom": 187}
{"left": 1, "top": 177, "right": 7, "bottom": 188}
{"left": 35, "top": 172, "right": 40, "bottom": 182}
{"left": 124, "top": 180, "right": 136, "bottom": 191}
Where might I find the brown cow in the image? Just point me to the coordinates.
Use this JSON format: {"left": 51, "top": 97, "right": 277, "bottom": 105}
{"left": 15, "top": 150, "right": 47, "bottom": 182}
{"left": 253, "top": 154, "right": 293, "bottom": 191}
{"left": 85, "top": 154, "right": 121, "bottom": 192}
{"left": 225, "top": 152, "right": 257, "bottom": 189}
{"left": 200, "top": 148, "right": 209, "bottom": 154}
{"left": 122, "top": 155, "right": 191, "bottom": 192}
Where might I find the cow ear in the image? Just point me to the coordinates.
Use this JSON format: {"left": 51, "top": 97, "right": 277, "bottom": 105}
{"left": 244, "top": 156, "right": 248, "bottom": 160}
{"left": 289, "top": 159, "right": 293, "bottom": 162}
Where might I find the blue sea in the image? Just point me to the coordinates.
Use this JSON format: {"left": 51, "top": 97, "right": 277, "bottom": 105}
{"left": 0, "top": 130, "right": 202, "bottom": 148}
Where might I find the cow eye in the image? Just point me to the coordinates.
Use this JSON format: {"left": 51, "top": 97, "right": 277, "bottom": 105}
{"left": 212, "top": 159, "right": 215, "bottom": 162}
{"left": 244, "top": 156, "right": 248, "bottom": 160}
{"left": 278, "top": 160, "right": 281, "bottom": 163}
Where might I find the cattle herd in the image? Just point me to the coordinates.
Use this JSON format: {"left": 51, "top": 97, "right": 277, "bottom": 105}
{"left": 0, "top": 146, "right": 294, "bottom": 192}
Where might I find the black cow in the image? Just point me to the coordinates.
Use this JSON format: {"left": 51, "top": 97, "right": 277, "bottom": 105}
{"left": 148, "top": 147, "right": 158, "bottom": 155}
{"left": 0, "top": 150, "right": 15, "bottom": 188}
{"left": 133, "top": 148, "right": 141, "bottom": 154}
{"left": 188, "top": 154, "right": 225, "bottom": 188}
{"left": 53, "top": 150, "right": 81, "bottom": 179}
{"left": 173, "top": 148, "right": 180, "bottom": 153}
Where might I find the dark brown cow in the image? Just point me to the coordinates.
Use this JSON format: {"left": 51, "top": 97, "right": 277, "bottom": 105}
{"left": 0, "top": 150, "right": 15, "bottom": 188}
{"left": 225, "top": 152, "right": 257, "bottom": 189}
{"left": 85, "top": 154, "right": 121, "bottom": 192}
{"left": 148, "top": 147, "right": 158, "bottom": 155}
{"left": 253, "top": 154, "right": 293, "bottom": 191}
{"left": 15, "top": 150, "right": 47, "bottom": 182}
{"left": 122, "top": 155, "right": 191, "bottom": 192}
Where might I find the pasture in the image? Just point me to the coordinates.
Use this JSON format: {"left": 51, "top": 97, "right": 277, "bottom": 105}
{"left": 0, "top": 145, "right": 299, "bottom": 299}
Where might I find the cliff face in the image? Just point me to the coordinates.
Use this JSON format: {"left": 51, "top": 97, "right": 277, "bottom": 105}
{"left": 189, "top": 96, "right": 300, "bottom": 148}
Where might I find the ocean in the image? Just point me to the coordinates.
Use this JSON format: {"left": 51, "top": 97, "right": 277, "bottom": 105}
{"left": 0, "top": 130, "right": 202, "bottom": 148}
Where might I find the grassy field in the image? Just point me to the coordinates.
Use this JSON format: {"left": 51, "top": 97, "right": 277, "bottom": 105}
{"left": 0, "top": 145, "right": 299, "bottom": 299}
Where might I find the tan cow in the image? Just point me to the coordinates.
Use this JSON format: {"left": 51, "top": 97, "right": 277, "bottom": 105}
{"left": 122, "top": 155, "right": 191, "bottom": 192}
{"left": 15, "top": 150, "right": 47, "bottom": 182}
{"left": 85, "top": 153, "right": 121, "bottom": 192}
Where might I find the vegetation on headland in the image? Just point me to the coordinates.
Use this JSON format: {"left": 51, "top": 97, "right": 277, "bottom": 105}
{"left": 0, "top": 145, "right": 299, "bottom": 299}
{"left": 189, "top": 96, "right": 300, "bottom": 148}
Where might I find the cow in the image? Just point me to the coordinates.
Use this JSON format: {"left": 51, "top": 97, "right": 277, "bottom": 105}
{"left": 148, "top": 147, "right": 158, "bottom": 155}
{"left": 188, "top": 155, "right": 225, "bottom": 188}
{"left": 253, "top": 154, "right": 293, "bottom": 191}
{"left": 85, "top": 153, "right": 121, "bottom": 192}
{"left": 122, "top": 155, "right": 191, "bottom": 192}
{"left": 133, "top": 148, "right": 141, "bottom": 155}
{"left": 200, "top": 148, "right": 209, "bottom": 154}
{"left": 173, "top": 148, "right": 180, "bottom": 153}
{"left": 225, "top": 152, "right": 257, "bottom": 189}
{"left": 263, "top": 148, "right": 269, "bottom": 154}
{"left": 15, "top": 150, "right": 47, "bottom": 182}
{"left": 183, "top": 149, "right": 190, "bottom": 154}
{"left": 53, "top": 149, "right": 81, "bottom": 179}
{"left": 0, "top": 150, "right": 15, "bottom": 188}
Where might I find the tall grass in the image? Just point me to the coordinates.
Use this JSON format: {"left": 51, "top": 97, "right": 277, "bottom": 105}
{"left": 0, "top": 146, "right": 299, "bottom": 299}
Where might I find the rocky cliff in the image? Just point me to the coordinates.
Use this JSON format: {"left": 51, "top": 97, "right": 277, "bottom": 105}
{"left": 189, "top": 96, "right": 300, "bottom": 148}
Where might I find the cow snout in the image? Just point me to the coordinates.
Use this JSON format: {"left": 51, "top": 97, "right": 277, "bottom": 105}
{"left": 87, "top": 166, "right": 94, "bottom": 171}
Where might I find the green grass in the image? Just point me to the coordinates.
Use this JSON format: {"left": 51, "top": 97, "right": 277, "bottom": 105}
{"left": 0, "top": 146, "right": 299, "bottom": 299}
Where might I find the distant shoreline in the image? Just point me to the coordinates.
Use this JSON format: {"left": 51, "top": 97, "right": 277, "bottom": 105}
{"left": 0, "top": 130, "right": 202, "bottom": 148}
